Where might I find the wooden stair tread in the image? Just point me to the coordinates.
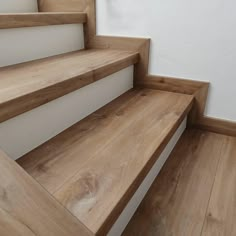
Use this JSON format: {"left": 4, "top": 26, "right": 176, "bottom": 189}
{"left": 0, "top": 12, "right": 87, "bottom": 29}
{"left": 0, "top": 149, "right": 92, "bottom": 236}
{"left": 17, "top": 89, "right": 193, "bottom": 235}
{"left": 0, "top": 49, "right": 139, "bottom": 122}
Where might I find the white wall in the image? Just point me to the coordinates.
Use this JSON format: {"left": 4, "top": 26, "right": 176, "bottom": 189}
{"left": 97, "top": 0, "right": 236, "bottom": 121}
{"left": 0, "top": 0, "right": 38, "bottom": 13}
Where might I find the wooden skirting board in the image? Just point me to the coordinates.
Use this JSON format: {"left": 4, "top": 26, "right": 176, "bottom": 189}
{"left": 0, "top": 12, "right": 87, "bottom": 29}
{"left": 196, "top": 116, "right": 236, "bottom": 137}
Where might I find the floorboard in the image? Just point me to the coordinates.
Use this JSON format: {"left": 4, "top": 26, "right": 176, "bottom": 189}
{"left": 201, "top": 135, "right": 236, "bottom": 236}
{"left": 123, "top": 129, "right": 228, "bottom": 236}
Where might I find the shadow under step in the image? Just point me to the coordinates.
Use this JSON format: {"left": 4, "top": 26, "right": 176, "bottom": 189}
{"left": 17, "top": 88, "right": 193, "bottom": 235}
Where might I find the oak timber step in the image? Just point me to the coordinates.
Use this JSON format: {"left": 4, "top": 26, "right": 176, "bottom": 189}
{"left": 0, "top": 49, "right": 138, "bottom": 123}
{"left": 0, "top": 12, "right": 87, "bottom": 29}
{"left": 17, "top": 89, "right": 194, "bottom": 235}
{"left": 0, "top": 149, "right": 93, "bottom": 236}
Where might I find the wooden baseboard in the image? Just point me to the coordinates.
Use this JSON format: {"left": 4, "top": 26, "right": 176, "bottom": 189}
{"left": 137, "top": 75, "right": 209, "bottom": 125}
{"left": 195, "top": 116, "right": 236, "bottom": 137}
{"left": 0, "top": 149, "right": 93, "bottom": 236}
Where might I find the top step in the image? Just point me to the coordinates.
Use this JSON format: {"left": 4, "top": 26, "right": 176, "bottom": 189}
{"left": 0, "top": 12, "right": 87, "bottom": 29}
{"left": 0, "top": 49, "right": 139, "bottom": 123}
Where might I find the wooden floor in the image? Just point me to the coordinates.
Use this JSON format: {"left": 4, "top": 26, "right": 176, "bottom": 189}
{"left": 123, "top": 129, "right": 236, "bottom": 236}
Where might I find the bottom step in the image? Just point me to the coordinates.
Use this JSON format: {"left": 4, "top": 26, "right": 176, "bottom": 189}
{"left": 17, "top": 88, "right": 193, "bottom": 235}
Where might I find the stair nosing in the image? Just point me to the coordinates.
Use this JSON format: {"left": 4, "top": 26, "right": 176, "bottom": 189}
{"left": 0, "top": 12, "right": 87, "bottom": 29}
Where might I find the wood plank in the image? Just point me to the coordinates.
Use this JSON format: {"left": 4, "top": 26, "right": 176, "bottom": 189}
{"left": 137, "top": 75, "right": 209, "bottom": 125}
{"left": 0, "top": 12, "right": 87, "bottom": 29}
{"left": 196, "top": 116, "right": 236, "bottom": 137}
{"left": 0, "top": 149, "right": 93, "bottom": 236}
{"left": 123, "top": 129, "right": 224, "bottom": 236}
{"left": 18, "top": 89, "right": 193, "bottom": 235}
{"left": 201, "top": 135, "right": 236, "bottom": 236}
{"left": 0, "top": 49, "right": 138, "bottom": 123}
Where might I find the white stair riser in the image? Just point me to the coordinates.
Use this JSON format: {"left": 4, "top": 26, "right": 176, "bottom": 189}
{"left": 0, "top": 24, "right": 84, "bottom": 67}
{"left": 0, "top": 0, "right": 38, "bottom": 13}
{"left": 0, "top": 66, "right": 134, "bottom": 160}
{"left": 108, "top": 118, "right": 187, "bottom": 236}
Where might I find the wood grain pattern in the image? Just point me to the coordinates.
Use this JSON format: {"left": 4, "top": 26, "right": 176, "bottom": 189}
{"left": 0, "top": 49, "right": 138, "bottom": 123}
{"left": 0, "top": 149, "right": 93, "bottom": 236}
{"left": 88, "top": 36, "right": 150, "bottom": 82}
{"left": 18, "top": 89, "right": 193, "bottom": 235}
{"left": 201, "top": 135, "right": 236, "bottom": 236}
{"left": 123, "top": 129, "right": 226, "bottom": 236}
{"left": 196, "top": 116, "right": 236, "bottom": 137}
{"left": 138, "top": 75, "right": 209, "bottom": 125}
{"left": 0, "top": 12, "right": 87, "bottom": 29}
{"left": 38, "top": 0, "right": 88, "bottom": 12}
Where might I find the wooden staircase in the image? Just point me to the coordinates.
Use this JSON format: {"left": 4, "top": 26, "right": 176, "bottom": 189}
{"left": 0, "top": 1, "right": 207, "bottom": 236}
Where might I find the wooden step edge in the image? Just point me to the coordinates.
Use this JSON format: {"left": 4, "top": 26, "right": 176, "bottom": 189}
{"left": 109, "top": 116, "right": 188, "bottom": 236}
{"left": 0, "top": 12, "right": 87, "bottom": 29}
{"left": 0, "top": 149, "right": 93, "bottom": 236}
{"left": 96, "top": 95, "right": 194, "bottom": 235}
{"left": 0, "top": 51, "right": 139, "bottom": 123}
